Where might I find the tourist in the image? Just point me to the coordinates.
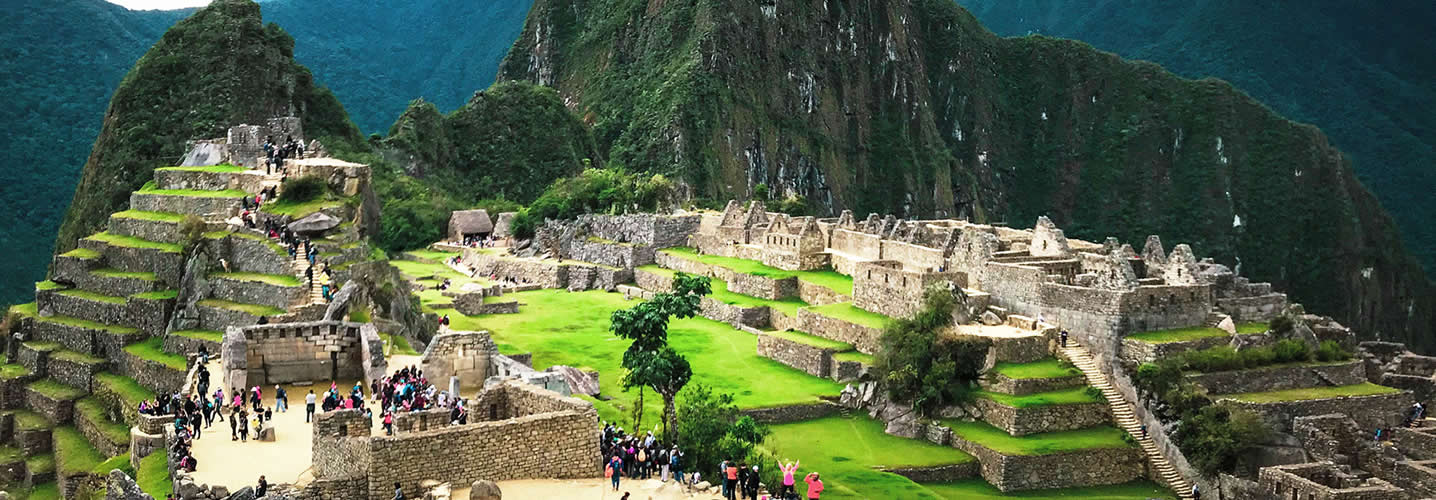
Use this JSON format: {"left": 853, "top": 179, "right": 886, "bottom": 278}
{"left": 1060, "top": 330, "right": 1069, "bottom": 347}
{"left": 671, "top": 447, "right": 683, "bottom": 485}
{"left": 276, "top": 385, "right": 288, "bottom": 413}
{"left": 212, "top": 389, "right": 225, "bottom": 423}
{"left": 608, "top": 455, "right": 623, "bottom": 491}
{"left": 252, "top": 385, "right": 264, "bottom": 412}
{"left": 382, "top": 410, "right": 394, "bottom": 435}
{"left": 804, "top": 472, "right": 823, "bottom": 499}
{"left": 229, "top": 409, "right": 238, "bottom": 441}
{"left": 393, "top": 481, "right": 405, "bottom": 500}
{"left": 256, "top": 476, "right": 268, "bottom": 498}
{"left": 745, "top": 465, "right": 760, "bottom": 499}
{"left": 238, "top": 409, "right": 248, "bottom": 442}
{"left": 1191, "top": 484, "right": 1200, "bottom": 499}
{"left": 737, "top": 463, "right": 750, "bottom": 499}
{"left": 659, "top": 446, "right": 670, "bottom": 482}
{"left": 1141, "top": 423, "right": 1148, "bottom": 439}
{"left": 198, "top": 344, "right": 210, "bottom": 366}
{"left": 722, "top": 459, "right": 737, "bottom": 500}
{"left": 779, "top": 460, "right": 800, "bottom": 499}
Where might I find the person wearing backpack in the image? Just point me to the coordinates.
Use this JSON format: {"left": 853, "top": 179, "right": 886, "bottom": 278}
{"left": 607, "top": 455, "right": 623, "bottom": 491}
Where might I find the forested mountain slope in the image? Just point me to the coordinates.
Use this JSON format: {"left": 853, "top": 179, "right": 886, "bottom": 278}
{"left": 956, "top": 0, "right": 1436, "bottom": 276}
{"left": 499, "top": 0, "right": 1435, "bottom": 351}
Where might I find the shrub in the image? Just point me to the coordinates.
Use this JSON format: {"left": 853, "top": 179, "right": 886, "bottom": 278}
{"left": 752, "top": 183, "right": 769, "bottom": 201}
{"left": 1175, "top": 403, "right": 1269, "bottom": 475}
{"left": 1272, "top": 339, "right": 1312, "bottom": 364}
{"left": 676, "top": 384, "right": 769, "bottom": 479}
{"left": 875, "top": 284, "right": 988, "bottom": 414}
{"left": 178, "top": 215, "right": 206, "bottom": 253}
{"left": 1315, "top": 340, "right": 1352, "bottom": 362}
{"left": 279, "top": 175, "right": 327, "bottom": 203}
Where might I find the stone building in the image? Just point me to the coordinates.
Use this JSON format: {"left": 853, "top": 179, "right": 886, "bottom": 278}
{"left": 447, "top": 209, "right": 494, "bottom": 243}
{"left": 221, "top": 320, "right": 386, "bottom": 390}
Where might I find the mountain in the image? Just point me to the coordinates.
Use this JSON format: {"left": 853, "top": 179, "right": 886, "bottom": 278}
{"left": 53, "top": 0, "right": 364, "bottom": 258}
{"left": 0, "top": 0, "right": 186, "bottom": 308}
{"left": 499, "top": 0, "right": 1435, "bottom": 351}
{"left": 0, "top": 0, "right": 532, "bottom": 306}
{"left": 953, "top": 0, "right": 1436, "bottom": 277}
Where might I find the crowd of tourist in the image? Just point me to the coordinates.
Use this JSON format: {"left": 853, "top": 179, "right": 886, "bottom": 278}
{"left": 261, "top": 135, "right": 304, "bottom": 176}
{"left": 598, "top": 422, "right": 825, "bottom": 499}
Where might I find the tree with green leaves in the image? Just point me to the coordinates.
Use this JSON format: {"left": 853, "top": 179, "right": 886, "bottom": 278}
{"left": 874, "top": 283, "right": 990, "bottom": 414}
{"left": 610, "top": 273, "right": 711, "bottom": 438}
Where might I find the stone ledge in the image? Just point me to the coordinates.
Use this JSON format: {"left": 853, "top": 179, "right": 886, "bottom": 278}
{"left": 971, "top": 397, "right": 1111, "bottom": 436}
{"left": 740, "top": 401, "right": 839, "bottom": 424}
{"left": 885, "top": 462, "right": 979, "bottom": 482}
{"left": 756, "top": 332, "right": 836, "bottom": 378}
{"left": 1185, "top": 360, "right": 1366, "bottom": 395}
{"left": 950, "top": 434, "right": 1146, "bottom": 491}
{"left": 980, "top": 372, "right": 1086, "bottom": 396}
{"left": 1219, "top": 391, "right": 1414, "bottom": 433}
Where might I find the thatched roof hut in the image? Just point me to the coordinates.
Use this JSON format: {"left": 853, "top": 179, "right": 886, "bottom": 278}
{"left": 448, "top": 209, "right": 494, "bottom": 241}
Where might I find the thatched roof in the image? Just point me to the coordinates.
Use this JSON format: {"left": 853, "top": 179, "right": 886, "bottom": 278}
{"left": 450, "top": 209, "right": 494, "bottom": 235}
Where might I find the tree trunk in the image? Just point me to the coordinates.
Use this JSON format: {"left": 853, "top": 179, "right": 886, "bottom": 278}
{"left": 632, "top": 385, "right": 645, "bottom": 431}
{"left": 662, "top": 392, "right": 678, "bottom": 443}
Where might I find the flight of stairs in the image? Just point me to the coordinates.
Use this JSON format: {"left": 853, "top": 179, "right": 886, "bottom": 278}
{"left": 289, "top": 249, "right": 329, "bottom": 306}
{"left": 1060, "top": 342, "right": 1195, "bottom": 499}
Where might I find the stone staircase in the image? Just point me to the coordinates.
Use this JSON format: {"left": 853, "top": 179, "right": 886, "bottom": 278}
{"left": 289, "top": 246, "right": 329, "bottom": 306}
{"left": 1060, "top": 342, "right": 1195, "bottom": 499}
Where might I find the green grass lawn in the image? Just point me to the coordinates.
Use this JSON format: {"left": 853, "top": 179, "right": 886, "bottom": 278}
{"left": 765, "top": 330, "right": 854, "bottom": 351}
{"left": 49, "top": 350, "right": 106, "bottom": 365}
{"left": 22, "top": 340, "right": 63, "bottom": 352}
{"left": 1, "top": 363, "right": 31, "bottom": 379}
{"left": 14, "top": 303, "right": 139, "bottom": 335}
{"left": 56, "top": 288, "right": 126, "bottom": 305}
{"left": 1221, "top": 382, "right": 1402, "bottom": 402}
{"left": 156, "top": 164, "right": 248, "bottom": 173}
{"left": 433, "top": 289, "right": 843, "bottom": 425}
{"left": 26, "top": 454, "right": 55, "bottom": 474}
{"left": 764, "top": 415, "right": 974, "bottom": 500}
{"left": 35, "top": 280, "right": 63, "bottom": 291}
{"left": 1124, "top": 323, "right": 1269, "bottom": 343}
{"left": 132, "top": 290, "right": 179, "bottom": 301}
{"left": 975, "top": 387, "right": 1103, "bottom": 408}
{"left": 53, "top": 426, "right": 105, "bottom": 475}
{"left": 137, "top": 186, "right": 248, "bottom": 198}
{"left": 262, "top": 196, "right": 346, "bottom": 219}
{"left": 405, "top": 250, "right": 461, "bottom": 263}
{"left": 92, "top": 268, "right": 159, "bottom": 281}
{"left": 832, "top": 350, "right": 875, "bottom": 364}
{"left": 212, "top": 271, "right": 302, "bottom": 287}
{"left": 172, "top": 329, "right": 224, "bottom": 343}
{"left": 807, "top": 302, "right": 892, "bottom": 330}
{"left": 708, "top": 276, "right": 808, "bottom": 316}
{"left": 93, "top": 453, "right": 134, "bottom": 477}
{"left": 660, "top": 247, "right": 855, "bottom": 295}
{"left": 83, "top": 232, "right": 182, "bottom": 253}
{"left": 137, "top": 450, "right": 171, "bottom": 498}
{"left": 95, "top": 373, "right": 157, "bottom": 412}
{"left": 991, "top": 359, "right": 1080, "bottom": 380}
{"left": 10, "top": 410, "right": 53, "bottom": 430}
{"left": 60, "top": 247, "right": 101, "bottom": 260}
{"left": 390, "top": 259, "right": 490, "bottom": 289}
{"left": 75, "top": 397, "right": 129, "bottom": 445}
{"left": 28, "top": 379, "right": 86, "bottom": 401}
{"left": 123, "top": 338, "right": 188, "bottom": 371}
{"left": 924, "top": 480, "right": 1177, "bottom": 499}
{"left": 196, "top": 298, "right": 286, "bottom": 317}
{"left": 380, "top": 332, "right": 419, "bottom": 356}
{"left": 110, "top": 209, "right": 185, "bottom": 223}
{"left": 0, "top": 445, "right": 21, "bottom": 464}
{"left": 944, "top": 421, "right": 1134, "bottom": 455}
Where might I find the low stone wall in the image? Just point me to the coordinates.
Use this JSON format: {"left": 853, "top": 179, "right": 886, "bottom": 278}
{"left": 24, "top": 317, "right": 94, "bottom": 357}
{"left": 770, "top": 309, "right": 801, "bottom": 332}
{"left": 1216, "top": 294, "right": 1287, "bottom": 323}
{"left": 796, "top": 280, "right": 847, "bottom": 306}
{"left": 129, "top": 192, "right": 243, "bottom": 218}
{"left": 17, "top": 342, "right": 51, "bottom": 375}
{"left": 209, "top": 276, "right": 304, "bottom": 310}
{"left": 980, "top": 372, "right": 1085, "bottom": 396}
{"left": 0, "top": 375, "right": 36, "bottom": 411}
{"left": 698, "top": 297, "right": 769, "bottom": 329}
{"left": 728, "top": 272, "right": 798, "bottom": 301}
{"left": 465, "top": 252, "right": 565, "bottom": 289}
{"left": 1391, "top": 428, "right": 1436, "bottom": 461}
{"left": 634, "top": 268, "right": 675, "bottom": 293}
{"left": 161, "top": 334, "right": 221, "bottom": 359}
{"left": 106, "top": 215, "right": 206, "bottom": 244}
{"left": 36, "top": 289, "right": 174, "bottom": 337}
{"left": 197, "top": 302, "right": 262, "bottom": 331}
{"left": 203, "top": 232, "right": 292, "bottom": 276}
{"left": 127, "top": 294, "right": 175, "bottom": 336}
{"left": 796, "top": 308, "right": 882, "bottom": 354}
{"left": 1118, "top": 332, "right": 1269, "bottom": 366}
{"left": 156, "top": 168, "right": 267, "bottom": 193}
{"left": 79, "top": 238, "right": 185, "bottom": 287}
{"left": 569, "top": 238, "right": 656, "bottom": 269}
{"left": 116, "top": 349, "right": 188, "bottom": 396}
{"left": 47, "top": 356, "right": 106, "bottom": 393}
{"left": 830, "top": 358, "right": 868, "bottom": 382}
{"left": 25, "top": 385, "right": 76, "bottom": 424}
{"left": 756, "top": 333, "right": 834, "bottom": 378}
{"left": 983, "top": 334, "right": 1050, "bottom": 364}
{"left": 1219, "top": 391, "right": 1415, "bottom": 433}
{"left": 972, "top": 397, "right": 1110, "bottom": 436}
{"left": 740, "top": 401, "right": 839, "bottom": 424}
{"left": 15, "top": 426, "right": 50, "bottom": 455}
{"left": 68, "top": 267, "right": 163, "bottom": 298}
{"left": 1187, "top": 360, "right": 1366, "bottom": 395}
{"left": 886, "top": 462, "right": 979, "bottom": 482}
{"left": 950, "top": 435, "right": 1146, "bottom": 491}
{"left": 75, "top": 404, "right": 127, "bottom": 457}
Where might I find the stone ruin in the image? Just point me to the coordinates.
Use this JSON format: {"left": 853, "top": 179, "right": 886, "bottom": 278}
{"left": 222, "top": 320, "right": 386, "bottom": 390}
{"left": 419, "top": 330, "right": 599, "bottom": 398}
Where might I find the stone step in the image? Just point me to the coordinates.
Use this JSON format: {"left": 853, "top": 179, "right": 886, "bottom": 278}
{"left": 107, "top": 210, "right": 199, "bottom": 244}
{"left": 38, "top": 288, "right": 132, "bottom": 329}
{"left": 24, "top": 379, "right": 85, "bottom": 425}
{"left": 195, "top": 298, "right": 287, "bottom": 330}
{"left": 75, "top": 268, "right": 164, "bottom": 297}
{"left": 208, "top": 272, "right": 307, "bottom": 310}
{"left": 76, "top": 232, "right": 184, "bottom": 287}
{"left": 153, "top": 165, "right": 268, "bottom": 193}
{"left": 11, "top": 304, "right": 144, "bottom": 358}
{"left": 129, "top": 188, "right": 246, "bottom": 219}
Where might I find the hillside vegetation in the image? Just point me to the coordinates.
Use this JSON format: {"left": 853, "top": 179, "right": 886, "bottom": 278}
{"left": 499, "top": 0, "right": 1435, "bottom": 351}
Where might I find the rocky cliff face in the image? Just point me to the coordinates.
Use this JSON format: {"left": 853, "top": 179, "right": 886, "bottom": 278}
{"left": 498, "top": 0, "right": 1434, "bottom": 351}
{"left": 54, "top": 0, "right": 363, "bottom": 259}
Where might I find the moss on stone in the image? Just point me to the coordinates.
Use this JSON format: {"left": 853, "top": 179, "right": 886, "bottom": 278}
{"left": 110, "top": 210, "right": 185, "bottom": 223}
{"left": 56, "top": 288, "right": 127, "bottom": 305}
{"left": 195, "top": 298, "right": 285, "bottom": 317}
{"left": 82, "top": 232, "right": 182, "bottom": 253}
{"left": 27, "top": 379, "right": 86, "bottom": 401}
{"left": 123, "top": 338, "right": 187, "bottom": 371}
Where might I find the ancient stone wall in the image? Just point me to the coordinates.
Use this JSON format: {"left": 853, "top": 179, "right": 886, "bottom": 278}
{"left": 1258, "top": 463, "right": 1408, "bottom": 500}
{"left": 972, "top": 398, "right": 1110, "bottom": 436}
{"left": 224, "top": 321, "right": 383, "bottom": 388}
{"left": 419, "top": 331, "right": 498, "bottom": 388}
{"left": 569, "top": 238, "right": 655, "bottom": 269}
{"left": 128, "top": 192, "right": 242, "bottom": 219}
{"left": 796, "top": 280, "right": 846, "bottom": 306}
{"left": 156, "top": 169, "right": 268, "bottom": 193}
{"left": 633, "top": 268, "right": 675, "bottom": 293}
{"left": 951, "top": 437, "right": 1145, "bottom": 491}
{"left": 464, "top": 251, "right": 565, "bottom": 289}
{"left": 739, "top": 401, "right": 839, "bottom": 424}
{"left": 1217, "top": 294, "right": 1289, "bottom": 323}
{"left": 116, "top": 349, "right": 187, "bottom": 395}
{"left": 756, "top": 333, "right": 834, "bottom": 378}
{"left": 1185, "top": 360, "right": 1366, "bottom": 395}
{"left": 881, "top": 240, "right": 947, "bottom": 271}
{"left": 980, "top": 372, "right": 1084, "bottom": 396}
{"left": 202, "top": 233, "right": 292, "bottom": 276}
{"left": 208, "top": 276, "right": 303, "bottom": 310}
{"left": 698, "top": 297, "right": 770, "bottom": 329}
{"left": 78, "top": 238, "right": 184, "bottom": 287}
{"left": 795, "top": 309, "right": 882, "bottom": 354}
{"left": 827, "top": 228, "right": 882, "bottom": 260}
{"left": 727, "top": 272, "right": 798, "bottom": 300}
{"left": 1220, "top": 391, "right": 1414, "bottom": 433}
{"left": 47, "top": 356, "right": 105, "bottom": 394}
{"left": 1117, "top": 332, "right": 1270, "bottom": 366}
{"left": 311, "top": 410, "right": 373, "bottom": 480}
{"left": 286, "top": 158, "right": 370, "bottom": 197}
{"left": 852, "top": 261, "right": 963, "bottom": 319}
{"left": 575, "top": 214, "right": 701, "bottom": 248}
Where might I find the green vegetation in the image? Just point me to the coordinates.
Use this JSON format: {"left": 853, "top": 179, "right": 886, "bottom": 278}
{"left": 279, "top": 175, "right": 328, "bottom": 204}
{"left": 137, "top": 448, "right": 172, "bottom": 498}
{"left": 945, "top": 421, "right": 1134, "bottom": 455}
{"left": 1133, "top": 359, "right": 1273, "bottom": 475}
{"left": 347, "top": 307, "right": 371, "bottom": 323}
{"left": 110, "top": 209, "right": 185, "bottom": 223}
{"left": 875, "top": 286, "right": 988, "bottom": 413}
{"left": 379, "top": 332, "right": 418, "bottom": 356}
{"left": 172, "top": 329, "right": 224, "bottom": 343}
{"left": 832, "top": 350, "right": 875, "bottom": 365}
{"left": 95, "top": 372, "right": 157, "bottom": 411}
{"left": 1173, "top": 339, "right": 1352, "bottom": 373}
{"left": 508, "top": 168, "right": 676, "bottom": 239}
{"left": 156, "top": 164, "right": 248, "bottom": 173}
{"left": 0, "top": 364, "right": 30, "bottom": 379}
{"left": 975, "top": 387, "right": 1103, "bottom": 408}
{"left": 22, "top": 341, "right": 63, "bottom": 352}
{"left": 35, "top": 280, "right": 63, "bottom": 291}
{"left": 422, "top": 288, "right": 843, "bottom": 425}
{"left": 991, "top": 359, "right": 1079, "bottom": 379}
{"left": 262, "top": 196, "right": 347, "bottom": 219}
{"left": 123, "top": 338, "right": 187, "bottom": 371}
{"left": 82, "top": 232, "right": 181, "bottom": 253}
{"left": 1223, "top": 382, "right": 1402, "bottom": 403}
{"left": 212, "top": 271, "right": 302, "bottom": 287}
{"left": 25, "top": 310, "right": 139, "bottom": 336}
{"left": 204, "top": 229, "right": 287, "bottom": 256}
{"left": 75, "top": 397, "right": 129, "bottom": 445}
{"left": 765, "top": 415, "right": 975, "bottom": 499}
{"left": 136, "top": 186, "right": 248, "bottom": 198}
{"left": 405, "top": 250, "right": 460, "bottom": 263}
{"left": 27, "top": 454, "right": 55, "bottom": 474}
{"left": 765, "top": 330, "right": 854, "bottom": 351}
{"left": 93, "top": 453, "right": 134, "bottom": 477}
{"left": 1125, "top": 323, "right": 1268, "bottom": 343}
{"left": 49, "top": 349, "right": 106, "bottom": 365}
{"left": 92, "top": 268, "right": 158, "bottom": 281}
{"left": 196, "top": 299, "right": 286, "bottom": 317}
{"left": 10, "top": 410, "right": 53, "bottom": 430}
{"left": 808, "top": 302, "right": 891, "bottom": 330}
{"left": 658, "top": 248, "right": 855, "bottom": 296}
{"left": 924, "top": 480, "right": 1176, "bottom": 499}
{"left": 640, "top": 265, "right": 810, "bottom": 316}
{"left": 56, "top": 288, "right": 126, "bottom": 305}
{"left": 0, "top": 445, "right": 21, "bottom": 464}
{"left": 132, "top": 290, "right": 179, "bottom": 300}
{"left": 28, "top": 379, "right": 86, "bottom": 401}
{"left": 60, "top": 248, "right": 101, "bottom": 260}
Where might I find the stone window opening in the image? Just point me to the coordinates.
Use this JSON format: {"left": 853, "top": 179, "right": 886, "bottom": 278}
{"left": 1148, "top": 295, "right": 1156, "bottom": 307}
{"left": 489, "top": 404, "right": 499, "bottom": 421}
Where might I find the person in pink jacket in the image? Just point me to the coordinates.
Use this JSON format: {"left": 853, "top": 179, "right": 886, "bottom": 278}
{"left": 779, "top": 460, "right": 800, "bottom": 498}
{"left": 804, "top": 472, "right": 824, "bottom": 499}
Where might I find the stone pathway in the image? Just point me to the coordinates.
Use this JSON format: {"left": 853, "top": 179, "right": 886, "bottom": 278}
{"left": 1060, "top": 342, "right": 1195, "bottom": 499}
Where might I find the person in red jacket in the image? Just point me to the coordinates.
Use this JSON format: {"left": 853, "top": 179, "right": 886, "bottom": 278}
{"left": 804, "top": 472, "right": 824, "bottom": 499}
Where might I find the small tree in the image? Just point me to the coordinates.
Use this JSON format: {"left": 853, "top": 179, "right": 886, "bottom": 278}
{"left": 873, "top": 284, "right": 988, "bottom": 414}
{"left": 676, "top": 383, "right": 769, "bottom": 478}
{"left": 610, "top": 273, "right": 711, "bottom": 437}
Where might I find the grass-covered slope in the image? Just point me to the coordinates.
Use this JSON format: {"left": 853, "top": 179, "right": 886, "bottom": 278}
{"left": 499, "top": 0, "right": 1435, "bottom": 352}
{"left": 54, "top": 0, "right": 363, "bottom": 261}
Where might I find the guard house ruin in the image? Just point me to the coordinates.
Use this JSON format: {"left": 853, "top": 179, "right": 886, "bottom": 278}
{"left": 447, "top": 209, "right": 494, "bottom": 243}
